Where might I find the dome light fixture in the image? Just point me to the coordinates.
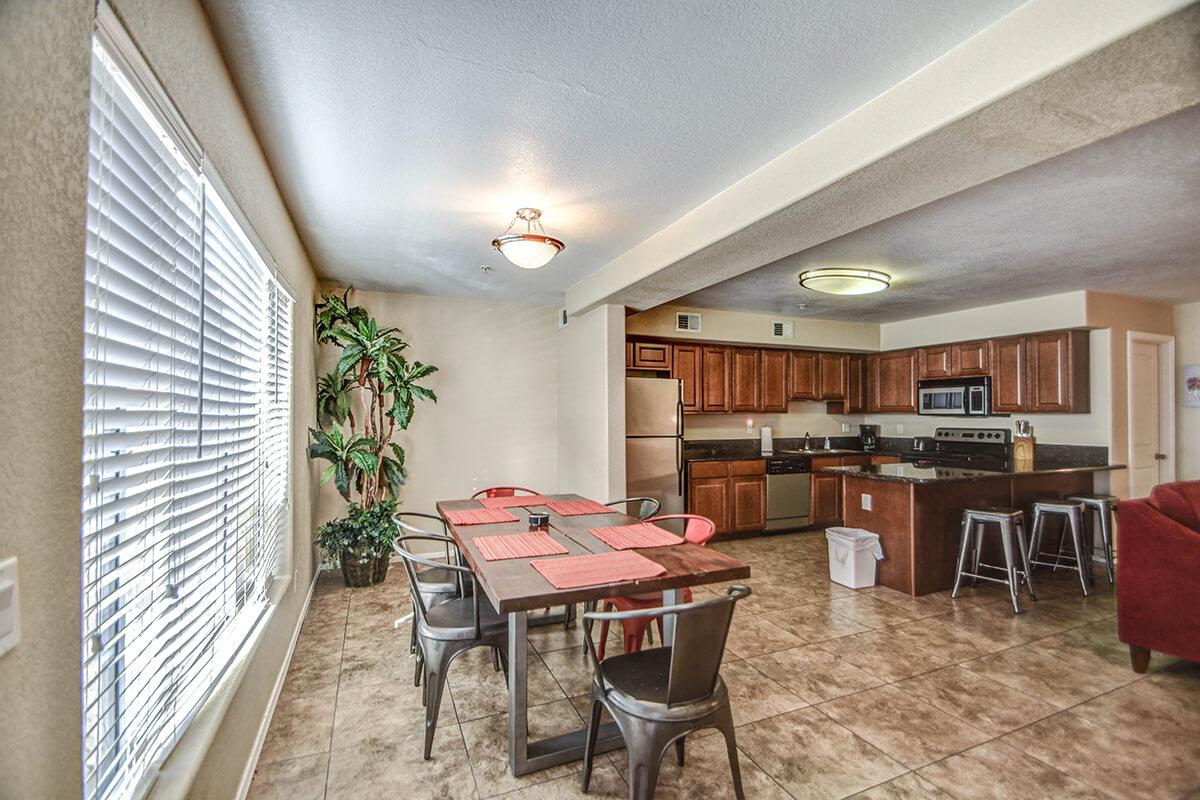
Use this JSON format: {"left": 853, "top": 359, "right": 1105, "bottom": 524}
{"left": 491, "top": 207, "right": 565, "bottom": 269}
{"left": 798, "top": 268, "right": 890, "bottom": 295}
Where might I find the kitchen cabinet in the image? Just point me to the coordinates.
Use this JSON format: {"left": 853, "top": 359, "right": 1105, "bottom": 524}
{"left": 1027, "top": 330, "right": 1090, "bottom": 413}
{"left": 672, "top": 344, "right": 702, "bottom": 413}
{"left": 687, "top": 477, "right": 729, "bottom": 535}
{"left": 810, "top": 455, "right": 843, "bottom": 525}
{"left": 760, "top": 349, "right": 789, "bottom": 412}
{"left": 920, "top": 341, "right": 988, "bottom": 378}
{"left": 625, "top": 342, "right": 634, "bottom": 368}
{"left": 990, "top": 336, "right": 1027, "bottom": 413}
{"left": 818, "top": 352, "right": 847, "bottom": 400}
{"left": 700, "top": 346, "right": 731, "bottom": 413}
{"left": 868, "top": 350, "right": 917, "bottom": 413}
{"left": 954, "top": 341, "right": 990, "bottom": 376}
{"left": 687, "top": 459, "right": 765, "bottom": 535}
{"left": 789, "top": 351, "right": 819, "bottom": 400}
{"left": 730, "top": 348, "right": 761, "bottom": 412}
{"left": 840, "top": 454, "right": 872, "bottom": 467}
{"left": 918, "top": 345, "right": 954, "bottom": 379}
{"left": 830, "top": 353, "right": 868, "bottom": 414}
{"left": 870, "top": 454, "right": 901, "bottom": 465}
{"left": 632, "top": 342, "right": 671, "bottom": 371}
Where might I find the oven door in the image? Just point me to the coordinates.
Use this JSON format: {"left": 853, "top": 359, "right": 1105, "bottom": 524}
{"left": 918, "top": 386, "right": 967, "bottom": 415}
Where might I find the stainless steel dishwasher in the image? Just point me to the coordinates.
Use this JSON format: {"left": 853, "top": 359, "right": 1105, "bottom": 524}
{"left": 765, "top": 457, "right": 811, "bottom": 532}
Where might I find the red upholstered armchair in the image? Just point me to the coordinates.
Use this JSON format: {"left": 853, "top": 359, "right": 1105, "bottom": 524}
{"left": 1116, "top": 480, "right": 1200, "bottom": 672}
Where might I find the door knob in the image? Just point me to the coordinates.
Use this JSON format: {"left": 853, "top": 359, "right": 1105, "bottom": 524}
{"left": 1154, "top": 453, "right": 1167, "bottom": 460}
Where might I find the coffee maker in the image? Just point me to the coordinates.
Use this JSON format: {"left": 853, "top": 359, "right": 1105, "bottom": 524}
{"left": 859, "top": 424, "right": 880, "bottom": 451}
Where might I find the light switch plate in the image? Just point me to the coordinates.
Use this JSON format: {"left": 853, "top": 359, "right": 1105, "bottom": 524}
{"left": 0, "top": 557, "right": 19, "bottom": 658}
{"left": 895, "top": 424, "right": 904, "bottom": 434}
{"left": 841, "top": 423, "right": 850, "bottom": 433}
{"left": 861, "top": 494, "right": 873, "bottom": 511}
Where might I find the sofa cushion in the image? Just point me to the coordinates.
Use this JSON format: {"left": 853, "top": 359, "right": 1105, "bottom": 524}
{"left": 1149, "top": 481, "right": 1200, "bottom": 531}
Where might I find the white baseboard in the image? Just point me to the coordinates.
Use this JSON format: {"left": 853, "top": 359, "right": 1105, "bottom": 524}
{"left": 235, "top": 570, "right": 320, "bottom": 800}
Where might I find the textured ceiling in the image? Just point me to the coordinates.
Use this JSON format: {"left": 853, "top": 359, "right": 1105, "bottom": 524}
{"left": 678, "top": 102, "right": 1200, "bottom": 321}
{"left": 201, "top": 0, "right": 1024, "bottom": 304}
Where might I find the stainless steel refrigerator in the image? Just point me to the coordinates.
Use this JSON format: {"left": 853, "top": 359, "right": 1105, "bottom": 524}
{"left": 625, "top": 377, "right": 685, "bottom": 516}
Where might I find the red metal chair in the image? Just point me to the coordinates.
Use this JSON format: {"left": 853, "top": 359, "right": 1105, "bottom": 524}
{"left": 471, "top": 486, "right": 541, "bottom": 499}
{"left": 596, "top": 514, "right": 717, "bottom": 660}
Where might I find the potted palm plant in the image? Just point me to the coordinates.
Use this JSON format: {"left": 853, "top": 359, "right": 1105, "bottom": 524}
{"left": 309, "top": 288, "right": 438, "bottom": 586}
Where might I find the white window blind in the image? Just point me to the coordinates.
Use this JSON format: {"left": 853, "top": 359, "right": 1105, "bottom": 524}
{"left": 82, "top": 35, "right": 293, "bottom": 800}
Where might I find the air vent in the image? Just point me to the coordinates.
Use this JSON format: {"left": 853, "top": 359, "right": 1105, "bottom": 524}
{"left": 770, "top": 320, "right": 794, "bottom": 339}
{"left": 675, "top": 312, "right": 701, "bottom": 332}
{"left": 558, "top": 308, "right": 569, "bottom": 328}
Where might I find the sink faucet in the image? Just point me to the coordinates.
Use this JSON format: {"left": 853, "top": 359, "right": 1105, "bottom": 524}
{"left": 803, "top": 431, "right": 812, "bottom": 450}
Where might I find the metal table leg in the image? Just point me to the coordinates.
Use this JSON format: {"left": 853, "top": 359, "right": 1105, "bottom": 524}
{"left": 662, "top": 588, "right": 682, "bottom": 645}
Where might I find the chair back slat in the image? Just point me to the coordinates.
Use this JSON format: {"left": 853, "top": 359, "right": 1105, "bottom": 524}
{"left": 666, "top": 595, "right": 736, "bottom": 706}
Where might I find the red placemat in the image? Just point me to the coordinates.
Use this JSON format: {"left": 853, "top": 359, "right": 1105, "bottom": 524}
{"left": 479, "top": 494, "right": 548, "bottom": 509}
{"left": 530, "top": 550, "right": 667, "bottom": 589}
{"left": 443, "top": 507, "right": 519, "bottom": 526}
{"left": 545, "top": 499, "right": 613, "bottom": 516}
{"left": 589, "top": 522, "right": 683, "bottom": 550}
{"left": 474, "top": 531, "right": 568, "bottom": 561}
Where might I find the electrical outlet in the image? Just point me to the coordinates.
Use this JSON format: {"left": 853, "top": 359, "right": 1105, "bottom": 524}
{"left": 895, "top": 424, "right": 904, "bottom": 434}
{"left": 841, "top": 423, "right": 850, "bottom": 433}
{"left": 861, "top": 494, "right": 872, "bottom": 511}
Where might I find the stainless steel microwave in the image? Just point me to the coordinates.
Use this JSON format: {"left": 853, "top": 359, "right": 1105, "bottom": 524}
{"left": 917, "top": 378, "right": 990, "bottom": 416}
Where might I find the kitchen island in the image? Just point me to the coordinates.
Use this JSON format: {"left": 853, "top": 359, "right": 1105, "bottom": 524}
{"left": 826, "top": 462, "right": 1124, "bottom": 596}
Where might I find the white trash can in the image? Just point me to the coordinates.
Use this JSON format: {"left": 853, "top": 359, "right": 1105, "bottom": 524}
{"left": 825, "top": 527, "right": 884, "bottom": 589}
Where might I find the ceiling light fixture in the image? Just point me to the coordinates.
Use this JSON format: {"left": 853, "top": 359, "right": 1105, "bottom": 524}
{"left": 798, "top": 268, "right": 890, "bottom": 296}
{"left": 491, "top": 207, "right": 565, "bottom": 269}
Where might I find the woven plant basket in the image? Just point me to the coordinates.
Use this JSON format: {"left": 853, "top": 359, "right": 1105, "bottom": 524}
{"left": 340, "top": 550, "right": 390, "bottom": 587}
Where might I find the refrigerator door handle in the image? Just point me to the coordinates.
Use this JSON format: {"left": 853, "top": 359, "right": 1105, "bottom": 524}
{"left": 676, "top": 436, "right": 683, "bottom": 496}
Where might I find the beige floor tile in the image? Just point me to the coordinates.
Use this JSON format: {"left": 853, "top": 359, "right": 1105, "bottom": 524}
{"left": 325, "top": 727, "right": 478, "bottom": 800}
{"left": 540, "top": 645, "right": 603, "bottom": 699}
{"left": 337, "top": 637, "right": 410, "bottom": 691}
{"left": 918, "top": 740, "right": 1109, "bottom": 800}
{"left": 818, "top": 685, "right": 990, "bottom": 769}
{"left": 747, "top": 645, "right": 882, "bottom": 704}
{"left": 894, "top": 665, "right": 1058, "bottom": 737}
{"left": 719, "top": 659, "right": 808, "bottom": 727}
{"left": 499, "top": 762, "right": 627, "bottom": 799}
{"left": 1069, "top": 660, "right": 1200, "bottom": 737}
{"left": 865, "top": 584, "right": 1003, "bottom": 614}
{"left": 247, "top": 753, "right": 329, "bottom": 800}
{"left": 611, "top": 732, "right": 792, "bottom": 800}
{"left": 816, "top": 629, "right": 952, "bottom": 682}
{"left": 724, "top": 613, "right": 806, "bottom": 658}
{"left": 331, "top": 680, "right": 441, "bottom": 754}
{"left": 258, "top": 692, "right": 337, "bottom": 765}
{"left": 825, "top": 595, "right": 924, "bottom": 628}
{"left": 887, "top": 616, "right": 1001, "bottom": 662}
{"left": 845, "top": 771, "right": 953, "bottom": 799}
{"left": 279, "top": 644, "right": 343, "bottom": 701}
{"left": 760, "top": 604, "right": 872, "bottom": 643}
{"left": 449, "top": 646, "right": 566, "bottom": 722}
{"left": 461, "top": 699, "right": 584, "bottom": 797}
{"left": 736, "top": 707, "right": 907, "bottom": 800}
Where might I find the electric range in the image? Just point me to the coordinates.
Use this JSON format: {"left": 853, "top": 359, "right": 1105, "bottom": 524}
{"left": 901, "top": 426, "right": 1012, "bottom": 472}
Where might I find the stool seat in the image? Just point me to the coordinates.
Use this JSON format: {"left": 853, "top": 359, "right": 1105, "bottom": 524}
{"left": 1068, "top": 493, "right": 1118, "bottom": 507}
{"left": 1067, "top": 495, "right": 1118, "bottom": 584}
{"left": 1032, "top": 499, "right": 1086, "bottom": 512}
{"left": 962, "top": 506, "right": 1024, "bottom": 522}
{"left": 954, "top": 507, "right": 1035, "bottom": 613}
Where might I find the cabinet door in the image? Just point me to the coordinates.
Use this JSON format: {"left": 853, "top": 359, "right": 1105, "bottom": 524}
{"left": 990, "top": 336, "right": 1027, "bottom": 413}
{"left": 760, "top": 349, "right": 789, "bottom": 412}
{"left": 845, "top": 354, "right": 867, "bottom": 414}
{"left": 700, "top": 346, "right": 731, "bottom": 413}
{"left": 789, "top": 351, "right": 819, "bottom": 400}
{"left": 672, "top": 344, "right": 702, "bottom": 413}
{"left": 818, "top": 352, "right": 847, "bottom": 400}
{"left": 729, "top": 475, "right": 766, "bottom": 533}
{"left": 625, "top": 341, "right": 634, "bottom": 368}
{"left": 839, "top": 454, "right": 872, "bottom": 467}
{"left": 633, "top": 342, "right": 671, "bottom": 370}
{"left": 1027, "top": 330, "right": 1089, "bottom": 413}
{"left": 870, "top": 454, "right": 901, "bottom": 465}
{"left": 873, "top": 350, "right": 917, "bottom": 412}
{"left": 730, "top": 348, "right": 761, "bottom": 412}
{"left": 688, "top": 477, "right": 730, "bottom": 534}
{"left": 954, "top": 341, "right": 990, "bottom": 376}
{"left": 918, "top": 345, "right": 953, "bottom": 379}
{"left": 810, "top": 473, "right": 842, "bottom": 525}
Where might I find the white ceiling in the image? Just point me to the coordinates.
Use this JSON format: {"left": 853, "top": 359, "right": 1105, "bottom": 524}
{"left": 678, "top": 103, "right": 1200, "bottom": 321}
{"left": 202, "top": 0, "right": 1025, "bottom": 304}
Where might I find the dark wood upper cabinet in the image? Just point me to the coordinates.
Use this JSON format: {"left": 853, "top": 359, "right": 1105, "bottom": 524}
{"left": 625, "top": 341, "right": 634, "bottom": 368}
{"left": 671, "top": 344, "right": 702, "bottom": 413}
{"left": 818, "top": 352, "right": 847, "bottom": 400}
{"left": 730, "top": 348, "right": 761, "bottom": 412}
{"left": 918, "top": 345, "right": 953, "bottom": 379}
{"left": 954, "top": 341, "right": 990, "bottom": 376}
{"left": 789, "top": 351, "right": 819, "bottom": 400}
{"left": 700, "top": 346, "right": 731, "bottom": 413}
{"left": 632, "top": 342, "right": 671, "bottom": 370}
{"left": 760, "top": 349, "right": 789, "bottom": 412}
{"left": 845, "top": 353, "right": 867, "bottom": 414}
{"left": 990, "top": 336, "right": 1027, "bottom": 413}
{"left": 869, "top": 350, "right": 917, "bottom": 413}
{"left": 1027, "top": 330, "right": 1090, "bottom": 413}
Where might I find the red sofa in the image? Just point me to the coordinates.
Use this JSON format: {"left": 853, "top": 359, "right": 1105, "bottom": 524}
{"left": 1117, "top": 480, "right": 1200, "bottom": 672}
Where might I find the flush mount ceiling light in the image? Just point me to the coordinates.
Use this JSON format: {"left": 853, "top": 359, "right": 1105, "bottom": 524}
{"left": 798, "top": 268, "right": 890, "bottom": 295}
{"left": 491, "top": 207, "right": 565, "bottom": 269}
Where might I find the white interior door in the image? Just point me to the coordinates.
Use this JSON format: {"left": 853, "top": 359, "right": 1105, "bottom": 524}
{"left": 1128, "top": 340, "right": 1161, "bottom": 498}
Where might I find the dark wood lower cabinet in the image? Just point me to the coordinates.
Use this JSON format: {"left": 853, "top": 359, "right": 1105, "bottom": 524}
{"left": 687, "top": 459, "right": 765, "bottom": 535}
{"left": 687, "top": 475, "right": 729, "bottom": 534}
{"left": 730, "top": 475, "right": 766, "bottom": 533}
{"left": 809, "top": 456, "right": 843, "bottom": 525}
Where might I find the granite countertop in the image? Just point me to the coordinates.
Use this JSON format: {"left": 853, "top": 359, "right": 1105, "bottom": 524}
{"left": 825, "top": 463, "right": 1126, "bottom": 485}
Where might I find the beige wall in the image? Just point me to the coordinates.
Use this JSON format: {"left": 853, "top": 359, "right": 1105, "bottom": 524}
{"left": 0, "top": 1, "right": 321, "bottom": 797}
{"left": 558, "top": 305, "right": 627, "bottom": 501}
{"left": 878, "top": 292, "right": 1090, "bottom": 349}
{"left": 1175, "top": 301, "right": 1200, "bottom": 481}
{"left": 626, "top": 304, "right": 880, "bottom": 350}
{"left": 315, "top": 290, "right": 560, "bottom": 526}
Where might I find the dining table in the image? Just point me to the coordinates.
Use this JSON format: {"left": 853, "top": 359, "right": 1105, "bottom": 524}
{"left": 434, "top": 493, "right": 751, "bottom": 776}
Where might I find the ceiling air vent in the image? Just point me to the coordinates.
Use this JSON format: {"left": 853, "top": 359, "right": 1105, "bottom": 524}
{"left": 675, "top": 312, "right": 701, "bottom": 332}
{"left": 771, "top": 320, "right": 794, "bottom": 339}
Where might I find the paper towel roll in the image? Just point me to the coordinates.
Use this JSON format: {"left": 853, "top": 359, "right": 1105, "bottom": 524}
{"left": 760, "top": 426, "right": 773, "bottom": 455}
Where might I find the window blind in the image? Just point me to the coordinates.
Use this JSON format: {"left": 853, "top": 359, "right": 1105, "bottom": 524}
{"left": 82, "top": 37, "right": 293, "bottom": 800}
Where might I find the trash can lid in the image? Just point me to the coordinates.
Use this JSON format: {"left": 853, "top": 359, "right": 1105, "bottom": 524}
{"left": 825, "top": 527, "right": 884, "bottom": 558}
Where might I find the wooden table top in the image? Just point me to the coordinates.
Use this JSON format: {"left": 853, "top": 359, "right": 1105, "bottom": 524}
{"left": 435, "top": 494, "right": 751, "bottom": 613}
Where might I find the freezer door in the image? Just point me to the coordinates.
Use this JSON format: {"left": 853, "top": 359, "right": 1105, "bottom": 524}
{"left": 625, "top": 436, "right": 684, "bottom": 516}
{"left": 626, "top": 377, "right": 682, "bottom": 437}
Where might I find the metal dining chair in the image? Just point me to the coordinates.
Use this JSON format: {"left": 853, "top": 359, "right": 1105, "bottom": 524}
{"left": 605, "top": 497, "right": 662, "bottom": 520}
{"left": 471, "top": 486, "right": 542, "bottom": 498}
{"left": 393, "top": 512, "right": 466, "bottom": 676}
{"left": 394, "top": 533, "right": 509, "bottom": 759}
{"left": 581, "top": 586, "right": 752, "bottom": 800}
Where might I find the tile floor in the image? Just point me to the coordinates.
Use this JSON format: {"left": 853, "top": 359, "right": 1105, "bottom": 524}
{"left": 248, "top": 532, "right": 1200, "bottom": 800}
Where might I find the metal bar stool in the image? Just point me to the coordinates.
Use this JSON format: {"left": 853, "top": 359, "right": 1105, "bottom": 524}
{"left": 1027, "top": 499, "right": 1093, "bottom": 596}
{"left": 952, "top": 506, "right": 1036, "bottom": 614}
{"left": 1067, "top": 493, "right": 1118, "bottom": 585}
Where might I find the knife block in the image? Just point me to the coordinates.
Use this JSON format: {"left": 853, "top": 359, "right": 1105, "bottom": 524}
{"left": 1013, "top": 436, "right": 1035, "bottom": 472}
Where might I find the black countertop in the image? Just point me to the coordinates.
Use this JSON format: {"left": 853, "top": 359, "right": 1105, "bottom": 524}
{"left": 825, "top": 463, "right": 1125, "bottom": 485}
